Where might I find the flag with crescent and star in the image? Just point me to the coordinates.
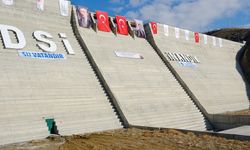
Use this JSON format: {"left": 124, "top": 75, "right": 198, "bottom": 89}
{"left": 194, "top": 32, "right": 199, "bottom": 43}
{"left": 150, "top": 22, "right": 157, "bottom": 34}
{"left": 116, "top": 16, "right": 128, "bottom": 35}
{"left": 96, "top": 10, "right": 111, "bottom": 32}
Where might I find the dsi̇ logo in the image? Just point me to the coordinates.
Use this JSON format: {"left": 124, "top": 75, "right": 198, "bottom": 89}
{"left": 0, "top": 24, "right": 75, "bottom": 55}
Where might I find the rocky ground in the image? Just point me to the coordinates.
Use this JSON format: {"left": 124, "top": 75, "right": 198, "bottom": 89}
{"left": 1, "top": 128, "right": 250, "bottom": 150}
{"left": 225, "top": 109, "right": 250, "bottom": 115}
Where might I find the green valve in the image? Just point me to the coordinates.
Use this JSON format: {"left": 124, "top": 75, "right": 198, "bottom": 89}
{"left": 45, "top": 118, "right": 55, "bottom": 134}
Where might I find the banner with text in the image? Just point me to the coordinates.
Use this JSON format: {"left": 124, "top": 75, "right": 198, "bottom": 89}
{"left": 19, "top": 51, "right": 66, "bottom": 59}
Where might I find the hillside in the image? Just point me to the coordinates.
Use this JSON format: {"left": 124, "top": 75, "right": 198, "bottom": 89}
{"left": 205, "top": 28, "right": 250, "bottom": 43}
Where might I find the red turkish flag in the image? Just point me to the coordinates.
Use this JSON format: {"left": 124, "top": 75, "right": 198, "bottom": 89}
{"left": 96, "top": 10, "right": 110, "bottom": 32}
{"left": 151, "top": 22, "right": 157, "bottom": 34}
{"left": 194, "top": 32, "right": 199, "bottom": 43}
{"left": 116, "top": 16, "right": 128, "bottom": 35}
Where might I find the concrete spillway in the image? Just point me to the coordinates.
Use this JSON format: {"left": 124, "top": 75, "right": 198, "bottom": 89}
{"left": 72, "top": 8, "right": 208, "bottom": 132}
{"left": 146, "top": 23, "right": 250, "bottom": 115}
{"left": 0, "top": 0, "right": 121, "bottom": 145}
{"left": 1, "top": 0, "right": 249, "bottom": 146}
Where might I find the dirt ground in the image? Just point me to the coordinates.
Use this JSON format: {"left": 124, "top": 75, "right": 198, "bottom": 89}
{"left": 225, "top": 109, "right": 250, "bottom": 115}
{"left": 1, "top": 128, "right": 250, "bottom": 150}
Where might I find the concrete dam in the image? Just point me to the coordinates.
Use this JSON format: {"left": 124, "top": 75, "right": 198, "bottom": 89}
{"left": 0, "top": 0, "right": 249, "bottom": 145}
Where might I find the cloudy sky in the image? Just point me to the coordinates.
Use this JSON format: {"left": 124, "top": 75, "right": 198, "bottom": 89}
{"left": 72, "top": 0, "right": 250, "bottom": 32}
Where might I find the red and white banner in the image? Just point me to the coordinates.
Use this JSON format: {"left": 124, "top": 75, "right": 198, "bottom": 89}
{"left": 164, "top": 25, "right": 169, "bottom": 36}
{"left": 37, "top": 0, "right": 44, "bottom": 11}
{"left": 59, "top": 0, "right": 69, "bottom": 16}
{"left": 96, "top": 10, "right": 110, "bottom": 32}
{"left": 151, "top": 22, "right": 157, "bottom": 34}
{"left": 116, "top": 16, "right": 128, "bottom": 35}
{"left": 2, "top": 0, "right": 13, "bottom": 5}
{"left": 194, "top": 32, "right": 199, "bottom": 43}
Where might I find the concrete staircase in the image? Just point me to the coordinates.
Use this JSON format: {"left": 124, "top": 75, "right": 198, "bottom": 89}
{"left": 0, "top": 0, "right": 121, "bottom": 145}
{"left": 147, "top": 23, "right": 249, "bottom": 115}
{"left": 72, "top": 9, "right": 209, "bottom": 131}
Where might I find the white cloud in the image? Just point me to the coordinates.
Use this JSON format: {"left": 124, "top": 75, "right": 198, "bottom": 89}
{"left": 123, "top": 0, "right": 249, "bottom": 31}
{"left": 240, "top": 23, "right": 250, "bottom": 28}
{"left": 126, "top": 11, "right": 139, "bottom": 18}
{"left": 109, "top": 0, "right": 125, "bottom": 3}
{"left": 128, "top": 0, "right": 150, "bottom": 7}
{"left": 111, "top": 7, "right": 124, "bottom": 13}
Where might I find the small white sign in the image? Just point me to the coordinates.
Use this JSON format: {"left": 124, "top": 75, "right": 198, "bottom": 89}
{"left": 212, "top": 37, "right": 216, "bottom": 46}
{"left": 219, "top": 38, "right": 223, "bottom": 47}
{"left": 185, "top": 30, "right": 189, "bottom": 41}
{"left": 2, "top": 0, "right": 13, "bottom": 5}
{"left": 37, "top": 0, "right": 45, "bottom": 11}
{"left": 164, "top": 25, "right": 169, "bottom": 36}
{"left": 115, "top": 51, "right": 143, "bottom": 59}
{"left": 175, "top": 27, "right": 180, "bottom": 39}
{"left": 203, "top": 34, "right": 208, "bottom": 45}
{"left": 59, "top": 0, "right": 69, "bottom": 16}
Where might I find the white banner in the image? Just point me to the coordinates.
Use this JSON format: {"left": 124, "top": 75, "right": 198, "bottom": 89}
{"left": 2, "top": 0, "right": 13, "bottom": 5}
{"left": 204, "top": 34, "right": 207, "bottom": 45}
{"left": 175, "top": 27, "right": 180, "bottom": 39}
{"left": 164, "top": 25, "right": 169, "bottom": 36}
{"left": 185, "top": 30, "right": 189, "bottom": 41}
{"left": 59, "top": 0, "right": 69, "bottom": 16}
{"left": 37, "top": 0, "right": 44, "bottom": 11}
{"left": 212, "top": 37, "right": 216, "bottom": 46}
{"left": 115, "top": 51, "right": 143, "bottom": 59}
{"left": 219, "top": 38, "right": 223, "bottom": 47}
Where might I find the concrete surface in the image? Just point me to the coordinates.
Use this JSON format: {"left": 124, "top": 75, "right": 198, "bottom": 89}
{"left": 220, "top": 126, "right": 250, "bottom": 136}
{"left": 147, "top": 23, "right": 250, "bottom": 115}
{"left": 0, "top": 0, "right": 121, "bottom": 145}
{"left": 72, "top": 7, "right": 208, "bottom": 131}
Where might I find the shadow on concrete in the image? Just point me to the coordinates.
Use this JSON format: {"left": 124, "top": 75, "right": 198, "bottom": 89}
{"left": 236, "top": 42, "right": 250, "bottom": 102}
